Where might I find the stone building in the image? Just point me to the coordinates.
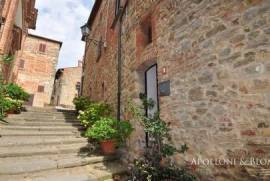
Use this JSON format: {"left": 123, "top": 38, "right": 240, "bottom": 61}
{"left": 13, "top": 34, "right": 62, "bottom": 107}
{"left": 51, "top": 61, "right": 82, "bottom": 108}
{"left": 0, "top": 0, "right": 37, "bottom": 81}
{"left": 82, "top": 0, "right": 270, "bottom": 179}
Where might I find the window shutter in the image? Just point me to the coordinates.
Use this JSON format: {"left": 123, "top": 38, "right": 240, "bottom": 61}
{"left": 39, "top": 43, "right": 46, "bottom": 52}
{"left": 37, "top": 85, "right": 45, "bottom": 92}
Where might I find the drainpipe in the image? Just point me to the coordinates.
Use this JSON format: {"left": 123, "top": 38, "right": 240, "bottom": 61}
{"left": 80, "top": 41, "right": 87, "bottom": 96}
{"left": 117, "top": 9, "right": 123, "bottom": 121}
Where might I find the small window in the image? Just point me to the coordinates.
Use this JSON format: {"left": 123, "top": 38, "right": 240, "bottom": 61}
{"left": 39, "top": 43, "right": 46, "bottom": 53}
{"left": 19, "top": 59, "right": 25, "bottom": 69}
{"left": 76, "top": 82, "right": 81, "bottom": 91}
{"left": 146, "top": 25, "right": 152, "bottom": 44}
{"left": 139, "top": 15, "right": 153, "bottom": 48}
{"left": 37, "top": 85, "right": 44, "bottom": 92}
{"left": 143, "top": 20, "right": 153, "bottom": 45}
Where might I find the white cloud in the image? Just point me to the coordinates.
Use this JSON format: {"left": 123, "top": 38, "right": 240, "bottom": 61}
{"left": 30, "top": 0, "right": 94, "bottom": 68}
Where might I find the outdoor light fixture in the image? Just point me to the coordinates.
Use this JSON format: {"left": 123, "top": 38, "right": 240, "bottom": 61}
{"left": 80, "top": 24, "right": 104, "bottom": 46}
{"left": 81, "top": 24, "right": 90, "bottom": 38}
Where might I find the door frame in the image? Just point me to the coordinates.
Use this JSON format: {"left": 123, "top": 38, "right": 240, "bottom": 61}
{"left": 144, "top": 63, "right": 159, "bottom": 147}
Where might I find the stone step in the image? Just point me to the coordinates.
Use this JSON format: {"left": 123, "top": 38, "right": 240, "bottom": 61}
{"left": 0, "top": 130, "right": 81, "bottom": 137}
{"left": 5, "top": 121, "right": 81, "bottom": 127}
{"left": 5, "top": 117, "right": 79, "bottom": 122}
{"left": 22, "top": 110, "right": 76, "bottom": 115}
{"left": 8, "top": 114, "right": 77, "bottom": 120}
{"left": 0, "top": 160, "right": 125, "bottom": 181}
{"left": 0, "top": 136, "right": 88, "bottom": 147}
{"left": 1, "top": 125, "right": 84, "bottom": 132}
{"left": 0, "top": 143, "right": 91, "bottom": 158}
{"left": 23, "top": 106, "right": 76, "bottom": 113}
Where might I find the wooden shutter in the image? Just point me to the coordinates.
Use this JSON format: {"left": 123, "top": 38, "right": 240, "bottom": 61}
{"left": 39, "top": 43, "right": 46, "bottom": 52}
{"left": 37, "top": 85, "right": 45, "bottom": 92}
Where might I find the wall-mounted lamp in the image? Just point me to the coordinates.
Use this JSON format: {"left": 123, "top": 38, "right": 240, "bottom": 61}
{"left": 81, "top": 24, "right": 104, "bottom": 46}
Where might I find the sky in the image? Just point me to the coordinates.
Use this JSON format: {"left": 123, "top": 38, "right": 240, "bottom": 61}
{"left": 30, "top": 0, "right": 94, "bottom": 68}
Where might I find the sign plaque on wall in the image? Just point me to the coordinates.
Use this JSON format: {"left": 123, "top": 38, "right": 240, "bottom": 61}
{"left": 159, "top": 80, "right": 170, "bottom": 96}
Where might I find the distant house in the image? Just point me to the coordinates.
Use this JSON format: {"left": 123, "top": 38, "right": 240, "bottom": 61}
{"left": 13, "top": 34, "right": 62, "bottom": 107}
{"left": 0, "top": 0, "right": 38, "bottom": 82}
{"left": 51, "top": 61, "right": 82, "bottom": 109}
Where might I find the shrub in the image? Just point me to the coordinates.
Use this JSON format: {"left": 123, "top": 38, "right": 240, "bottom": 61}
{"left": 4, "top": 83, "right": 29, "bottom": 101}
{"left": 84, "top": 117, "right": 133, "bottom": 143}
{"left": 73, "top": 96, "right": 92, "bottom": 112}
{"left": 78, "top": 102, "right": 112, "bottom": 128}
{"left": 128, "top": 95, "right": 196, "bottom": 180}
{"left": 0, "top": 97, "right": 14, "bottom": 112}
{"left": 85, "top": 117, "right": 118, "bottom": 141}
{"left": 117, "top": 120, "right": 133, "bottom": 143}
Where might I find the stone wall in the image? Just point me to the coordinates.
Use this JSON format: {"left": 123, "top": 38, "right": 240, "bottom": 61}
{"left": 14, "top": 34, "right": 61, "bottom": 107}
{"left": 83, "top": 0, "right": 270, "bottom": 179}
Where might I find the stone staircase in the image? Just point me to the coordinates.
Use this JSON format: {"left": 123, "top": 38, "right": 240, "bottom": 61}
{"left": 0, "top": 106, "right": 126, "bottom": 181}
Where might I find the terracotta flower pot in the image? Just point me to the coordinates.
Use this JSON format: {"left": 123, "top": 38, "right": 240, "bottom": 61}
{"left": 100, "top": 140, "right": 116, "bottom": 155}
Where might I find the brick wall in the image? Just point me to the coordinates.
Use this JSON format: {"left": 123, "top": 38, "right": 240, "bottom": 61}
{"left": 83, "top": 0, "right": 270, "bottom": 178}
{"left": 14, "top": 34, "right": 61, "bottom": 107}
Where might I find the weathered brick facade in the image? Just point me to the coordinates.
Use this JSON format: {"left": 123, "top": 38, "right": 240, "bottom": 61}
{"left": 51, "top": 61, "right": 82, "bottom": 108}
{"left": 83, "top": 0, "right": 270, "bottom": 178}
{"left": 13, "top": 34, "right": 62, "bottom": 107}
{"left": 0, "top": 0, "right": 37, "bottom": 81}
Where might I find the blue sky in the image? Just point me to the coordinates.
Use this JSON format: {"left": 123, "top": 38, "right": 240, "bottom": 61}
{"left": 30, "top": 0, "right": 94, "bottom": 68}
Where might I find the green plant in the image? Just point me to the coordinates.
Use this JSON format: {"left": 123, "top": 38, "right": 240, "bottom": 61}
{"left": 85, "top": 117, "right": 133, "bottom": 143}
{"left": 78, "top": 102, "right": 112, "bottom": 128}
{"left": 127, "top": 94, "right": 196, "bottom": 181}
{"left": 73, "top": 96, "right": 92, "bottom": 112}
{"left": 85, "top": 117, "right": 118, "bottom": 141}
{"left": 117, "top": 120, "right": 134, "bottom": 143}
{"left": 1, "top": 55, "right": 14, "bottom": 65}
{"left": 9, "top": 99, "right": 23, "bottom": 113}
{"left": 4, "top": 83, "right": 29, "bottom": 101}
{"left": 0, "top": 97, "right": 14, "bottom": 112}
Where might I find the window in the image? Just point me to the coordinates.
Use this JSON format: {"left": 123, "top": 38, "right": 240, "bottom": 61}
{"left": 146, "top": 24, "right": 153, "bottom": 44}
{"left": 39, "top": 43, "right": 46, "bottom": 53}
{"left": 19, "top": 59, "right": 25, "bottom": 69}
{"left": 138, "top": 15, "right": 153, "bottom": 49}
{"left": 37, "top": 85, "right": 44, "bottom": 93}
{"left": 143, "top": 19, "right": 153, "bottom": 45}
{"left": 115, "top": 0, "right": 120, "bottom": 16}
{"left": 76, "top": 82, "right": 81, "bottom": 92}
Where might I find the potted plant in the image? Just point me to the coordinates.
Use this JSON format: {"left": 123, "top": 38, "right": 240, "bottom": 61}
{"left": 85, "top": 117, "right": 133, "bottom": 155}
{"left": 78, "top": 102, "right": 112, "bottom": 128}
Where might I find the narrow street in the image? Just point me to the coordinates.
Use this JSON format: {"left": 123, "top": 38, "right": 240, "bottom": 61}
{"left": 1, "top": 0, "right": 270, "bottom": 180}
{"left": 0, "top": 106, "right": 125, "bottom": 180}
